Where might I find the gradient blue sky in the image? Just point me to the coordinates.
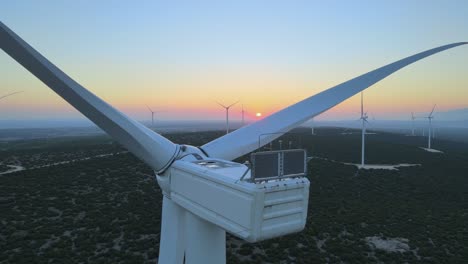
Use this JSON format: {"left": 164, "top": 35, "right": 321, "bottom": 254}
{"left": 1, "top": 0, "right": 467, "bottom": 125}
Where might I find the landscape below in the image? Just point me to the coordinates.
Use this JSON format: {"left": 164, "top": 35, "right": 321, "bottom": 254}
{"left": 0, "top": 128, "right": 467, "bottom": 263}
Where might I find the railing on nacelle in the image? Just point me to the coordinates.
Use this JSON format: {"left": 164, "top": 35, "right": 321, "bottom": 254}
{"left": 248, "top": 149, "right": 307, "bottom": 183}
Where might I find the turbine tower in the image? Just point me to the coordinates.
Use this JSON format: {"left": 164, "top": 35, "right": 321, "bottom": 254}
{"left": 0, "top": 91, "right": 22, "bottom": 101}
{"left": 411, "top": 112, "right": 416, "bottom": 136}
{"left": 426, "top": 105, "right": 436, "bottom": 149}
{"left": 360, "top": 92, "right": 369, "bottom": 168}
{"left": 1, "top": 21, "right": 466, "bottom": 264}
{"left": 311, "top": 117, "right": 315, "bottom": 135}
{"left": 216, "top": 100, "right": 238, "bottom": 134}
{"left": 241, "top": 104, "right": 245, "bottom": 127}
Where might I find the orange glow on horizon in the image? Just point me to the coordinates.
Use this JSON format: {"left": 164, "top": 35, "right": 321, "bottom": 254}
{"left": 2, "top": 64, "right": 467, "bottom": 121}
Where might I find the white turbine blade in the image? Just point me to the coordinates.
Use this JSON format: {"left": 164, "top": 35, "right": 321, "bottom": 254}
{"left": 429, "top": 104, "right": 436, "bottom": 117}
{"left": 216, "top": 101, "right": 227, "bottom": 109}
{"left": 0, "top": 22, "right": 179, "bottom": 172}
{"left": 202, "top": 42, "right": 467, "bottom": 160}
{"left": 228, "top": 100, "right": 239, "bottom": 108}
{"left": 0, "top": 91, "right": 23, "bottom": 100}
{"left": 146, "top": 104, "right": 154, "bottom": 113}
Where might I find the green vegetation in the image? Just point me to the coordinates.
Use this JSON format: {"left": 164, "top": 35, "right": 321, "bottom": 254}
{"left": 1, "top": 128, "right": 467, "bottom": 263}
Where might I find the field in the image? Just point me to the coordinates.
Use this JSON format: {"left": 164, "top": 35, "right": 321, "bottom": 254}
{"left": 1, "top": 128, "right": 467, "bottom": 263}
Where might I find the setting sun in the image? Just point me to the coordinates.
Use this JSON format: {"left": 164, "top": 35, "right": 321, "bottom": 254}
{"left": 256, "top": 112, "right": 262, "bottom": 117}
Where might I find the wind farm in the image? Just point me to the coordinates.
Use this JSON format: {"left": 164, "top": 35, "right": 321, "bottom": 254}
{"left": 1, "top": 1, "right": 468, "bottom": 263}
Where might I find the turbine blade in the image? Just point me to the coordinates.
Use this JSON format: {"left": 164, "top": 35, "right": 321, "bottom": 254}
{"left": 429, "top": 104, "right": 436, "bottom": 117}
{"left": 228, "top": 100, "right": 239, "bottom": 108}
{"left": 0, "top": 22, "right": 179, "bottom": 172}
{"left": 0, "top": 91, "right": 23, "bottom": 101}
{"left": 146, "top": 104, "right": 154, "bottom": 113}
{"left": 201, "top": 42, "right": 468, "bottom": 160}
{"left": 215, "top": 101, "right": 227, "bottom": 108}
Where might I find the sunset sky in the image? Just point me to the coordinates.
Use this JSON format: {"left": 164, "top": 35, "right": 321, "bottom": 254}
{"left": 1, "top": 1, "right": 467, "bottom": 125}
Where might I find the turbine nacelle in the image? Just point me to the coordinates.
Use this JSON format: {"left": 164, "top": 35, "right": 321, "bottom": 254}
{"left": 361, "top": 112, "right": 369, "bottom": 122}
{"left": 156, "top": 145, "right": 310, "bottom": 242}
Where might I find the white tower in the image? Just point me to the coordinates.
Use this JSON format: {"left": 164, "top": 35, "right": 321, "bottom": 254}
{"left": 311, "top": 117, "right": 315, "bottom": 135}
{"left": 241, "top": 104, "right": 245, "bottom": 127}
{"left": 360, "top": 92, "right": 369, "bottom": 168}
{"left": 426, "top": 105, "right": 436, "bottom": 149}
{"left": 411, "top": 112, "right": 416, "bottom": 136}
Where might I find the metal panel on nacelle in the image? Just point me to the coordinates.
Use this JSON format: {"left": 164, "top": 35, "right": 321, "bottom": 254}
{"left": 168, "top": 159, "right": 309, "bottom": 242}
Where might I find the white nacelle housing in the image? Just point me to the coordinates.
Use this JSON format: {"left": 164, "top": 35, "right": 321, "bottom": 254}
{"left": 163, "top": 158, "right": 310, "bottom": 242}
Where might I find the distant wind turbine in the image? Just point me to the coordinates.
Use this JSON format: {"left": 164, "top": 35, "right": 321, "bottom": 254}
{"left": 0, "top": 91, "right": 22, "bottom": 101}
{"left": 426, "top": 105, "right": 436, "bottom": 149}
{"left": 146, "top": 105, "right": 164, "bottom": 129}
{"left": 411, "top": 112, "right": 416, "bottom": 136}
{"left": 241, "top": 104, "right": 245, "bottom": 127}
{"left": 217, "top": 100, "right": 239, "bottom": 134}
{"left": 360, "top": 92, "right": 369, "bottom": 168}
{"left": 310, "top": 117, "right": 315, "bottom": 135}
{"left": 146, "top": 105, "right": 156, "bottom": 128}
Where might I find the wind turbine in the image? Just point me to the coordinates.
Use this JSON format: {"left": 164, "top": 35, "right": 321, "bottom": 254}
{"left": 411, "top": 112, "right": 416, "bottom": 136}
{"left": 216, "top": 100, "right": 238, "bottom": 134}
{"left": 310, "top": 117, "right": 315, "bottom": 135}
{"left": 1, "top": 21, "right": 466, "bottom": 264}
{"left": 0, "top": 91, "right": 22, "bottom": 101}
{"left": 360, "top": 92, "right": 369, "bottom": 168}
{"left": 241, "top": 104, "right": 245, "bottom": 127}
{"left": 146, "top": 105, "right": 162, "bottom": 129}
{"left": 426, "top": 104, "right": 436, "bottom": 149}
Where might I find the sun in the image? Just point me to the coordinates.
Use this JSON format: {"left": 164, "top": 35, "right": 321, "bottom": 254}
{"left": 256, "top": 112, "right": 262, "bottom": 117}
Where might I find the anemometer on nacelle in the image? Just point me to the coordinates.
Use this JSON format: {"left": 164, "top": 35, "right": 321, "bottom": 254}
{"left": 157, "top": 146, "right": 310, "bottom": 242}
